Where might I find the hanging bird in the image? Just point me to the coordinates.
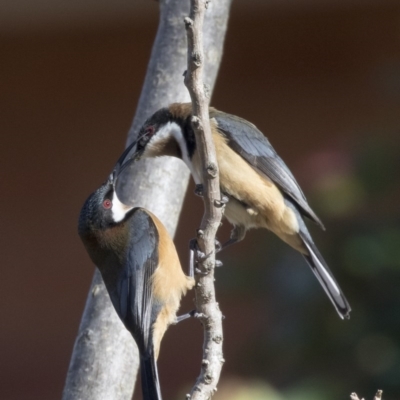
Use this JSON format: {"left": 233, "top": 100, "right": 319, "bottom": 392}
{"left": 78, "top": 146, "right": 195, "bottom": 400}
{"left": 121, "top": 102, "right": 351, "bottom": 319}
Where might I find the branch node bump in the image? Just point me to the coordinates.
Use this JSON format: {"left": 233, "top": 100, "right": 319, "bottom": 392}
{"left": 204, "top": 374, "right": 213, "bottom": 384}
{"left": 91, "top": 285, "right": 101, "bottom": 296}
{"left": 204, "top": 83, "right": 211, "bottom": 99}
{"left": 197, "top": 229, "right": 204, "bottom": 238}
{"left": 213, "top": 335, "right": 222, "bottom": 344}
{"left": 80, "top": 329, "right": 93, "bottom": 343}
{"left": 184, "top": 17, "right": 193, "bottom": 29}
{"left": 191, "top": 116, "right": 201, "bottom": 129}
{"left": 206, "top": 163, "right": 218, "bottom": 178}
{"left": 201, "top": 359, "right": 210, "bottom": 367}
{"left": 203, "top": 291, "right": 212, "bottom": 302}
{"left": 192, "top": 51, "right": 202, "bottom": 66}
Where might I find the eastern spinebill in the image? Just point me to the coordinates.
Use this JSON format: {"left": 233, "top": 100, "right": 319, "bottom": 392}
{"left": 121, "top": 102, "right": 351, "bottom": 320}
{"left": 78, "top": 145, "right": 194, "bottom": 400}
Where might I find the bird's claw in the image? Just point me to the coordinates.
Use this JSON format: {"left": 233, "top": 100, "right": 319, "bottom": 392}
{"left": 193, "top": 311, "right": 206, "bottom": 319}
{"left": 195, "top": 251, "right": 206, "bottom": 261}
{"left": 175, "top": 309, "right": 201, "bottom": 324}
{"left": 195, "top": 185, "right": 229, "bottom": 209}
{"left": 190, "top": 238, "right": 223, "bottom": 271}
{"left": 214, "top": 200, "right": 224, "bottom": 208}
{"left": 214, "top": 194, "right": 229, "bottom": 208}
{"left": 195, "top": 268, "right": 209, "bottom": 276}
{"left": 189, "top": 238, "right": 205, "bottom": 260}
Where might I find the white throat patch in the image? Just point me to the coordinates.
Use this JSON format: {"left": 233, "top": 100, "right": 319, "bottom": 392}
{"left": 111, "top": 191, "right": 133, "bottom": 223}
{"left": 153, "top": 121, "right": 201, "bottom": 184}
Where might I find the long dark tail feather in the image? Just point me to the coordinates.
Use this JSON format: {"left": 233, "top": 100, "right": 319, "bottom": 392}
{"left": 284, "top": 198, "right": 351, "bottom": 319}
{"left": 300, "top": 232, "right": 351, "bottom": 319}
{"left": 140, "top": 353, "right": 162, "bottom": 400}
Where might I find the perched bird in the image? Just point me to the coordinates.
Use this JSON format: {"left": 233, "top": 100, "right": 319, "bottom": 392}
{"left": 123, "top": 102, "right": 351, "bottom": 319}
{"left": 78, "top": 148, "right": 194, "bottom": 400}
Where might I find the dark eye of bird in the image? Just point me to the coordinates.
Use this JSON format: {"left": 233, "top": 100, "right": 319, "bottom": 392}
{"left": 103, "top": 199, "right": 112, "bottom": 209}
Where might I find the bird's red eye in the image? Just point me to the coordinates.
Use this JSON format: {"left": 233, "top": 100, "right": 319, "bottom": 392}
{"left": 103, "top": 199, "right": 112, "bottom": 209}
{"left": 145, "top": 126, "right": 155, "bottom": 136}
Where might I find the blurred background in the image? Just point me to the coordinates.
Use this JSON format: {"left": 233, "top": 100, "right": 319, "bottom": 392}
{"left": 1, "top": 0, "right": 400, "bottom": 399}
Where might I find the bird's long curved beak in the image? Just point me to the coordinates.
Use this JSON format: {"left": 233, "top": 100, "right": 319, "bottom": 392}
{"left": 112, "top": 138, "right": 143, "bottom": 182}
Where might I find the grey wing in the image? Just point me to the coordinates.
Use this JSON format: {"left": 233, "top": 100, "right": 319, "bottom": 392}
{"left": 211, "top": 110, "right": 324, "bottom": 229}
{"left": 113, "top": 208, "right": 163, "bottom": 353}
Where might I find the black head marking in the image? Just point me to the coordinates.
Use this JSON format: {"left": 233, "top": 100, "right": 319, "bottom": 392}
{"left": 78, "top": 181, "right": 116, "bottom": 236}
{"left": 148, "top": 107, "right": 173, "bottom": 127}
{"left": 180, "top": 116, "right": 196, "bottom": 158}
{"left": 136, "top": 105, "right": 198, "bottom": 159}
{"left": 137, "top": 108, "right": 172, "bottom": 147}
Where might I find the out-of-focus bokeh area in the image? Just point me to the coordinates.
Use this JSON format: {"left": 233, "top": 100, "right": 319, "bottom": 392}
{"left": 1, "top": 0, "right": 400, "bottom": 399}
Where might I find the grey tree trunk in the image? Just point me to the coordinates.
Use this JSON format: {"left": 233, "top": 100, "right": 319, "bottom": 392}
{"left": 62, "top": 1, "right": 232, "bottom": 399}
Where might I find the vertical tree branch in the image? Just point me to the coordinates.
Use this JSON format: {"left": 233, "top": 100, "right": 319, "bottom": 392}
{"left": 63, "top": 1, "right": 231, "bottom": 399}
{"left": 184, "top": 1, "right": 225, "bottom": 399}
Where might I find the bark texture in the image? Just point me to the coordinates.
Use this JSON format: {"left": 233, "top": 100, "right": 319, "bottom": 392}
{"left": 184, "top": 1, "right": 225, "bottom": 399}
{"left": 62, "top": 1, "right": 231, "bottom": 399}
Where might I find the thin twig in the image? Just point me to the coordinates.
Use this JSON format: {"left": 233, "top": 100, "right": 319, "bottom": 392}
{"left": 350, "top": 390, "right": 383, "bottom": 400}
{"left": 184, "top": 1, "right": 225, "bottom": 399}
